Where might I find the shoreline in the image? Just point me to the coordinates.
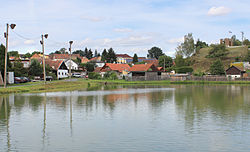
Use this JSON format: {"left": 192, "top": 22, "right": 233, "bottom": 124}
{"left": 0, "top": 79, "right": 250, "bottom": 95}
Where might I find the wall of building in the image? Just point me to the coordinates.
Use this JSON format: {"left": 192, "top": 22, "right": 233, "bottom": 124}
{"left": 57, "top": 70, "right": 68, "bottom": 79}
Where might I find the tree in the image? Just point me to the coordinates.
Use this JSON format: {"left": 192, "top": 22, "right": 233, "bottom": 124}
{"left": 31, "top": 51, "right": 42, "bottom": 56}
{"left": 244, "top": 50, "right": 250, "bottom": 62}
{"left": 181, "top": 33, "right": 195, "bottom": 57}
{"left": 106, "top": 48, "right": 117, "bottom": 63}
{"left": 23, "top": 52, "right": 32, "bottom": 58}
{"left": 147, "top": 47, "right": 164, "bottom": 59}
{"left": 158, "top": 55, "right": 173, "bottom": 68}
{"left": 195, "top": 39, "right": 208, "bottom": 53}
{"left": 132, "top": 53, "right": 138, "bottom": 63}
{"left": 85, "top": 62, "right": 95, "bottom": 72}
{"left": 206, "top": 44, "right": 229, "bottom": 58}
{"left": 101, "top": 49, "right": 107, "bottom": 62}
{"left": 87, "top": 49, "right": 93, "bottom": 59}
{"left": 8, "top": 51, "right": 19, "bottom": 57}
{"left": 94, "top": 50, "right": 98, "bottom": 57}
{"left": 231, "top": 35, "right": 242, "bottom": 46}
{"left": 0, "top": 44, "right": 12, "bottom": 78}
{"left": 73, "top": 50, "right": 85, "bottom": 57}
{"left": 210, "top": 59, "right": 225, "bottom": 75}
{"left": 12, "top": 60, "right": 27, "bottom": 77}
{"left": 28, "top": 59, "right": 42, "bottom": 76}
{"left": 175, "top": 54, "right": 186, "bottom": 67}
{"left": 58, "top": 48, "right": 67, "bottom": 54}
{"left": 243, "top": 39, "right": 250, "bottom": 45}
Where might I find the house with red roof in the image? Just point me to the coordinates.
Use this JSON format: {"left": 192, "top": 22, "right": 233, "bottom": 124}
{"left": 45, "top": 60, "right": 69, "bottom": 79}
{"left": 96, "top": 63, "right": 130, "bottom": 78}
{"left": 129, "top": 63, "right": 161, "bottom": 81}
{"left": 116, "top": 54, "right": 132, "bottom": 64}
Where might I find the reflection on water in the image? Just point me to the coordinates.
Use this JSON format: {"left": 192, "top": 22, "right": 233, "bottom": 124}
{"left": 0, "top": 85, "right": 250, "bottom": 152}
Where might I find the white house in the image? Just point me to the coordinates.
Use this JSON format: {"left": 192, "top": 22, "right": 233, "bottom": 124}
{"left": 64, "top": 59, "right": 79, "bottom": 70}
{"left": 47, "top": 60, "right": 69, "bottom": 79}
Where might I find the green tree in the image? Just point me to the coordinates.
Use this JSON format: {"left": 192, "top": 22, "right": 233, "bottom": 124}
{"left": 195, "top": 39, "right": 208, "bottom": 53}
{"left": 210, "top": 59, "right": 225, "bottom": 75}
{"left": 8, "top": 51, "right": 19, "bottom": 57}
{"left": 243, "top": 39, "right": 250, "bottom": 45}
{"left": 23, "top": 52, "right": 32, "bottom": 58}
{"left": 175, "top": 54, "right": 186, "bottom": 67}
{"left": 94, "top": 50, "right": 98, "bottom": 57}
{"left": 0, "top": 44, "right": 12, "bottom": 78}
{"left": 28, "top": 59, "right": 42, "bottom": 76}
{"left": 86, "top": 62, "right": 95, "bottom": 72}
{"left": 158, "top": 55, "right": 173, "bottom": 68}
{"left": 12, "top": 60, "right": 27, "bottom": 77}
{"left": 181, "top": 33, "right": 195, "bottom": 57}
{"left": 132, "top": 53, "right": 138, "bottom": 63}
{"left": 73, "top": 50, "right": 85, "bottom": 56}
{"left": 101, "top": 49, "right": 107, "bottom": 62}
{"left": 106, "top": 48, "right": 116, "bottom": 63}
{"left": 206, "top": 44, "right": 229, "bottom": 58}
{"left": 244, "top": 50, "right": 250, "bottom": 62}
{"left": 231, "top": 35, "right": 242, "bottom": 46}
{"left": 147, "top": 47, "right": 164, "bottom": 59}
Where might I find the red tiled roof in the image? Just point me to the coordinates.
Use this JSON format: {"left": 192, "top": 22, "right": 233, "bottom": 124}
{"left": 116, "top": 54, "right": 132, "bottom": 58}
{"left": 94, "top": 67, "right": 102, "bottom": 73}
{"left": 90, "top": 56, "right": 101, "bottom": 61}
{"left": 102, "top": 63, "right": 130, "bottom": 73}
{"left": 130, "top": 63, "right": 159, "bottom": 72}
{"left": 46, "top": 60, "right": 64, "bottom": 70}
{"left": 50, "top": 54, "right": 81, "bottom": 60}
{"left": 81, "top": 57, "right": 89, "bottom": 63}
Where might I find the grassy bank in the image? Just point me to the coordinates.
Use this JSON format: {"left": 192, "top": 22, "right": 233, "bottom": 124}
{"left": 0, "top": 80, "right": 96, "bottom": 94}
{"left": 1, "top": 79, "right": 250, "bottom": 95}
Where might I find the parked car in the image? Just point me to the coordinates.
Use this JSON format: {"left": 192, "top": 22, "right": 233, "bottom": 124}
{"left": 14, "top": 77, "right": 23, "bottom": 84}
{"left": 72, "top": 73, "right": 83, "bottom": 78}
{"left": 20, "top": 77, "right": 31, "bottom": 83}
{"left": 40, "top": 76, "right": 53, "bottom": 81}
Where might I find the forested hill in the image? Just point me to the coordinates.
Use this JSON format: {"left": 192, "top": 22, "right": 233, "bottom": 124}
{"left": 190, "top": 46, "right": 248, "bottom": 72}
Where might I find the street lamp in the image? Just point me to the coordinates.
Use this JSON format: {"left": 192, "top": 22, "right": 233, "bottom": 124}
{"left": 4, "top": 23, "right": 16, "bottom": 88}
{"left": 40, "top": 34, "right": 48, "bottom": 84}
{"left": 69, "top": 41, "right": 73, "bottom": 79}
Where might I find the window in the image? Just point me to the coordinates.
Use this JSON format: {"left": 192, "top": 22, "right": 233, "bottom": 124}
{"left": 59, "top": 72, "right": 60, "bottom": 75}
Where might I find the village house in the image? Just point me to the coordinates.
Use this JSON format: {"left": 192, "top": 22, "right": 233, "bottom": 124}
{"left": 116, "top": 54, "right": 132, "bottom": 64}
{"left": 129, "top": 63, "right": 161, "bottom": 81}
{"left": 226, "top": 65, "right": 246, "bottom": 79}
{"left": 64, "top": 59, "right": 79, "bottom": 70}
{"left": 46, "top": 60, "right": 69, "bottom": 79}
{"left": 89, "top": 56, "right": 105, "bottom": 67}
{"left": 31, "top": 53, "right": 50, "bottom": 60}
{"left": 81, "top": 57, "right": 89, "bottom": 63}
{"left": 9, "top": 56, "right": 31, "bottom": 68}
{"left": 95, "top": 63, "right": 130, "bottom": 78}
{"left": 49, "top": 54, "right": 82, "bottom": 61}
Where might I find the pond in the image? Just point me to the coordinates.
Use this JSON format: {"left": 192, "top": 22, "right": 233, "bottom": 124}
{"left": 0, "top": 85, "right": 250, "bottom": 152}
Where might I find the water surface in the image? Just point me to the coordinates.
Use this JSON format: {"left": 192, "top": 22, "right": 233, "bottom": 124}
{"left": 0, "top": 85, "right": 250, "bottom": 152}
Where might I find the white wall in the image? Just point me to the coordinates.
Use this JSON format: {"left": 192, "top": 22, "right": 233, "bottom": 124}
{"left": 65, "top": 60, "right": 78, "bottom": 70}
{"left": 57, "top": 70, "right": 68, "bottom": 79}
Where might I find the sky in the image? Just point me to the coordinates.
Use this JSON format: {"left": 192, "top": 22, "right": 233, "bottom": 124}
{"left": 0, "top": 0, "right": 249, "bottom": 57}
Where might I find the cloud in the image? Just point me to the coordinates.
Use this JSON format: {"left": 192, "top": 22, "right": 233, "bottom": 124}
{"left": 113, "top": 28, "right": 133, "bottom": 33}
{"left": 167, "top": 37, "right": 184, "bottom": 44}
{"left": 207, "top": 6, "right": 231, "bottom": 16}
{"left": 24, "top": 40, "right": 35, "bottom": 45}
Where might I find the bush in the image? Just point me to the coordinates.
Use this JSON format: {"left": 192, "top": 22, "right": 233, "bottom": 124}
{"left": 88, "top": 72, "right": 101, "bottom": 79}
{"left": 206, "top": 44, "right": 229, "bottom": 58}
{"left": 175, "top": 66, "right": 193, "bottom": 74}
{"left": 210, "top": 59, "right": 225, "bottom": 75}
{"left": 104, "top": 71, "right": 118, "bottom": 80}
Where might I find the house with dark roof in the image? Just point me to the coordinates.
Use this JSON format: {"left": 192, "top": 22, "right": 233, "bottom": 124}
{"left": 129, "top": 63, "right": 161, "bottom": 81}
{"left": 226, "top": 65, "right": 245, "bottom": 80}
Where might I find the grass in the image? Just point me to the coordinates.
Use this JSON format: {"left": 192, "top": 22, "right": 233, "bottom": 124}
{"left": 191, "top": 46, "right": 248, "bottom": 72}
{"left": 1, "top": 79, "right": 250, "bottom": 95}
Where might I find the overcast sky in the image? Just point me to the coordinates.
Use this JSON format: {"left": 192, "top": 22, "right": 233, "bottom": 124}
{"left": 0, "top": 0, "right": 249, "bottom": 57}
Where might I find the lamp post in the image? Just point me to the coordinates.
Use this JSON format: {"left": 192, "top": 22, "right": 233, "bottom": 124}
{"left": 40, "top": 34, "right": 48, "bottom": 84}
{"left": 4, "top": 23, "right": 16, "bottom": 88}
{"left": 69, "top": 41, "right": 73, "bottom": 79}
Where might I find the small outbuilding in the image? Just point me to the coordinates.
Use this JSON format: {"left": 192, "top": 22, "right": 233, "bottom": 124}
{"left": 226, "top": 65, "right": 245, "bottom": 79}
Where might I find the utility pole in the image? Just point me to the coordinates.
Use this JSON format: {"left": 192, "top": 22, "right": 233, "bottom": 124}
{"left": 40, "top": 34, "right": 48, "bottom": 84}
{"left": 4, "top": 23, "right": 16, "bottom": 88}
{"left": 241, "top": 31, "right": 244, "bottom": 46}
{"left": 69, "top": 41, "right": 73, "bottom": 79}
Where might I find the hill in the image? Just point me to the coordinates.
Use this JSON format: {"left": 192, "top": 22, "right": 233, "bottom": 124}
{"left": 190, "top": 46, "right": 248, "bottom": 72}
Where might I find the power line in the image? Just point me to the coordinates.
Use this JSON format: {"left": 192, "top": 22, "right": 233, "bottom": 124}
{"left": 11, "top": 30, "right": 40, "bottom": 40}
